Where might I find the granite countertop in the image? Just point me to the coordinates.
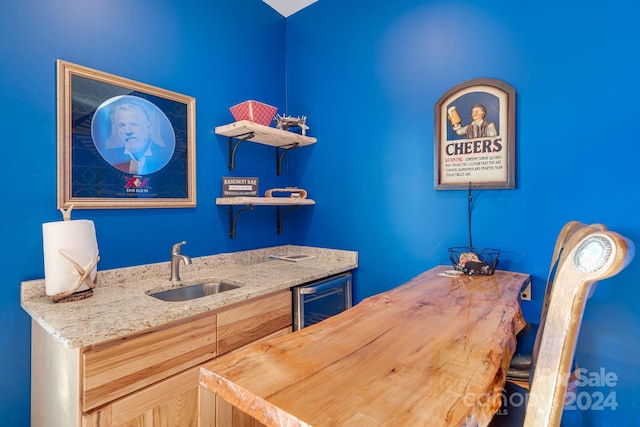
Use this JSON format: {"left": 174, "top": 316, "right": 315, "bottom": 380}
{"left": 21, "top": 245, "right": 358, "bottom": 349}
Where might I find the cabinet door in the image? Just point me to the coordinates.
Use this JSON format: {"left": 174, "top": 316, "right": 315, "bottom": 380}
{"left": 83, "top": 365, "right": 206, "bottom": 427}
{"left": 82, "top": 312, "right": 216, "bottom": 412}
{"left": 212, "top": 327, "right": 290, "bottom": 427}
{"left": 217, "top": 406, "right": 265, "bottom": 427}
{"left": 217, "top": 290, "right": 291, "bottom": 356}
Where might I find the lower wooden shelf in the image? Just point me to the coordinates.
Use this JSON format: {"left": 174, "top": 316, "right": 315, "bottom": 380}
{"left": 215, "top": 197, "right": 316, "bottom": 239}
{"left": 215, "top": 197, "right": 315, "bottom": 206}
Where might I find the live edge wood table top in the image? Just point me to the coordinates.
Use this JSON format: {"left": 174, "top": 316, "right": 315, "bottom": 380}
{"left": 200, "top": 265, "right": 530, "bottom": 427}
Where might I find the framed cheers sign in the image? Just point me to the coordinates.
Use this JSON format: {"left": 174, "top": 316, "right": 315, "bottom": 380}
{"left": 56, "top": 60, "right": 196, "bottom": 208}
{"left": 434, "top": 78, "right": 515, "bottom": 190}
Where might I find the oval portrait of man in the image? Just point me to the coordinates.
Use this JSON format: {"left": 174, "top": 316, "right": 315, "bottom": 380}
{"left": 91, "top": 95, "right": 176, "bottom": 175}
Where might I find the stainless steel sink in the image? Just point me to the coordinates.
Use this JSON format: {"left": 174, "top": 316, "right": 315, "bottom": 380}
{"left": 149, "top": 282, "right": 240, "bottom": 302}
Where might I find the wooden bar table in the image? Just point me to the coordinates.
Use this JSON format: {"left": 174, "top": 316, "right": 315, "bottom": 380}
{"left": 200, "top": 265, "right": 530, "bottom": 427}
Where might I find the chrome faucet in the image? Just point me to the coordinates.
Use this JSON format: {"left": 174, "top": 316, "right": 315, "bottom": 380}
{"left": 170, "top": 241, "right": 192, "bottom": 282}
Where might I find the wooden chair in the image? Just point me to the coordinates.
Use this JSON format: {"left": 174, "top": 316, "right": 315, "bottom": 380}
{"left": 507, "top": 221, "right": 605, "bottom": 386}
{"left": 490, "top": 223, "right": 634, "bottom": 426}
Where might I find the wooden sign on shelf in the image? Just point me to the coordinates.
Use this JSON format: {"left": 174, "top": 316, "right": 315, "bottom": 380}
{"left": 222, "top": 177, "right": 258, "bottom": 197}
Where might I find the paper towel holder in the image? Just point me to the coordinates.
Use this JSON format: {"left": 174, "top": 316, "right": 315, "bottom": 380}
{"left": 60, "top": 205, "right": 73, "bottom": 221}
{"left": 46, "top": 205, "right": 100, "bottom": 303}
{"left": 50, "top": 250, "right": 100, "bottom": 303}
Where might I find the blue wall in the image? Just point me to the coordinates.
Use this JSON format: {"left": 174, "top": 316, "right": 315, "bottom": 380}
{"left": 0, "top": 0, "right": 291, "bottom": 424}
{"left": 285, "top": 0, "right": 639, "bottom": 425}
{"left": 2, "top": 0, "right": 639, "bottom": 425}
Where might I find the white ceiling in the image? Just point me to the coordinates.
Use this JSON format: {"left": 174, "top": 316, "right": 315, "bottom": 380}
{"left": 262, "top": 0, "right": 318, "bottom": 17}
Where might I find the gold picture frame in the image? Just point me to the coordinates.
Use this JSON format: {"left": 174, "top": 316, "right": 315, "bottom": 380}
{"left": 434, "top": 78, "right": 516, "bottom": 190}
{"left": 57, "top": 60, "right": 196, "bottom": 208}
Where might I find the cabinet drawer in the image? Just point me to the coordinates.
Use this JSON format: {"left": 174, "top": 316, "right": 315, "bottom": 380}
{"left": 82, "top": 312, "right": 216, "bottom": 412}
{"left": 82, "top": 366, "right": 201, "bottom": 426}
{"left": 217, "top": 290, "right": 291, "bottom": 356}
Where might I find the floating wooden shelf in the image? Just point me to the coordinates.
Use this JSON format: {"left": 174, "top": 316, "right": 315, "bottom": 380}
{"left": 216, "top": 197, "right": 316, "bottom": 239}
{"left": 215, "top": 197, "right": 315, "bottom": 206}
{"left": 215, "top": 121, "right": 317, "bottom": 175}
{"left": 215, "top": 121, "right": 317, "bottom": 147}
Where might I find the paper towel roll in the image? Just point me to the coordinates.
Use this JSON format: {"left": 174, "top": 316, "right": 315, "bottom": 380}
{"left": 42, "top": 219, "right": 98, "bottom": 297}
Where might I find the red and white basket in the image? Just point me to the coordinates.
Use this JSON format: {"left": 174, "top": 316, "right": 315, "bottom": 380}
{"left": 229, "top": 100, "right": 277, "bottom": 126}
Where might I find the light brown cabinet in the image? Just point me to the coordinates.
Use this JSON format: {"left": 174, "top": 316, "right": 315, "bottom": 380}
{"left": 217, "top": 289, "right": 292, "bottom": 356}
{"left": 205, "top": 291, "right": 292, "bottom": 427}
{"left": 82, "top": 366, "right": 202, "bottom": 427}
{"left": 210, "top": 327, "right": 290, "bottom": 427}
{"left": 32, "top": 290, "right": 291, "bottom": 427}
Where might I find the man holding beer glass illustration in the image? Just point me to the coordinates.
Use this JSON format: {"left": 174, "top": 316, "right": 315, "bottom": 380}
{"left": 448, "top": 104, "right": 498, "bottom": 138}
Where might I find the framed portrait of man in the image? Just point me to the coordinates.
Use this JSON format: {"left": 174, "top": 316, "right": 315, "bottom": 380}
{"left": 434, "top": 78, "right": 516, "bottom": 190}
{"left": 57, "top": 60, "right": 196, "bottom": 208}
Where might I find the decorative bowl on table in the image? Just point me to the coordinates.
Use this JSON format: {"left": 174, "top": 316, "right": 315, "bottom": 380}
{"left": 229, "top": 100, "right": 277, "bottom": 126}
{"left": 448, "top": 247, "right": 500, "bottom": 276}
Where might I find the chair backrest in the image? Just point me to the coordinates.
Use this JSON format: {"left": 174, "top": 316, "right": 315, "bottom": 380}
{"left": 531, "top": 222, "right": 607, "bottom": 356}
{"left": 523, "top": 225, "right": 634, "bottom": 426}
{"left": 541, "top": 221, "right": 606, "bottom": 306}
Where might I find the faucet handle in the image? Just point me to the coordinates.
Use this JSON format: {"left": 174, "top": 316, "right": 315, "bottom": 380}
{"left": 172, "top": 240, "right": 187, "bottom": 254}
